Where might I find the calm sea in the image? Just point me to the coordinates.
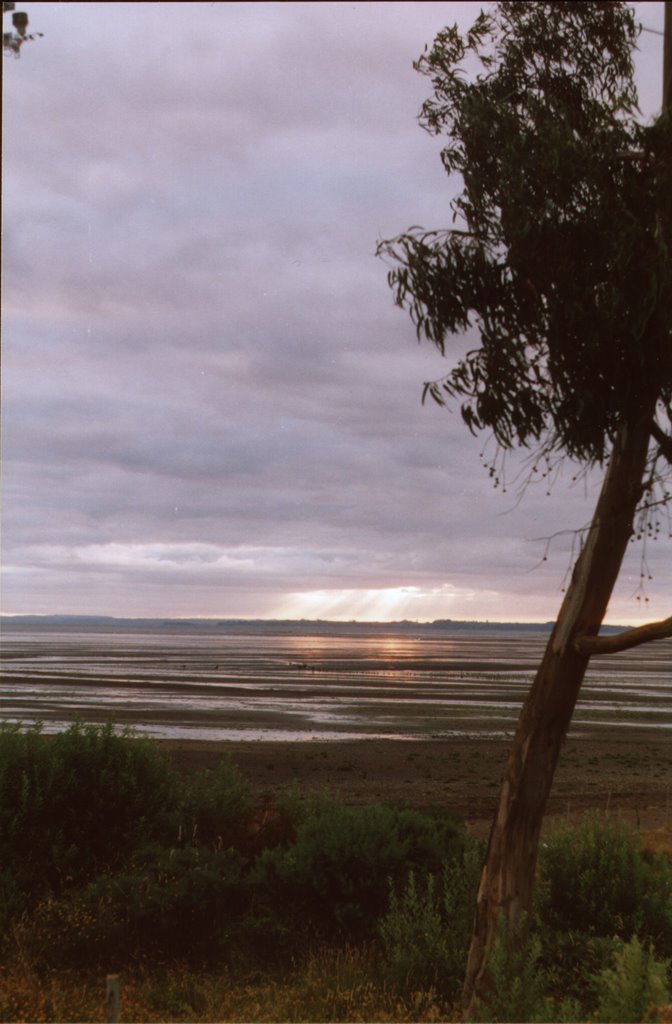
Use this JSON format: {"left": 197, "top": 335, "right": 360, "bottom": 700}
{"left": 1, "top": 622, "right": 670, "bottom": 742}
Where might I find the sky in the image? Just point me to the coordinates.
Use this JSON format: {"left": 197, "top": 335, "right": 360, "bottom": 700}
{"left": 2, "top": 1, "right": 669, "bottom": 625}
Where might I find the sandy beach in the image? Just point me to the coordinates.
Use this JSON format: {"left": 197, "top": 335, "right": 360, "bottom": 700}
{"left": 159, "top": 731, "right": 672, "bottom": 845}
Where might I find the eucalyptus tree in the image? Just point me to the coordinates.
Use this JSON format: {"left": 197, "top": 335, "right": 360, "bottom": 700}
{"left": 378, "top": 1, "right": 671, "bottom": 1015}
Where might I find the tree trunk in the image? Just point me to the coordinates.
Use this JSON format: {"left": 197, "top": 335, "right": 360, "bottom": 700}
{"left": 461, "top": 407, "right": 656, "bottom": 1019}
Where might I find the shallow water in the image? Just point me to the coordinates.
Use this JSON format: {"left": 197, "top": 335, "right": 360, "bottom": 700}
{"left": 1, "top": 624, "right": 670, "bottom": 742}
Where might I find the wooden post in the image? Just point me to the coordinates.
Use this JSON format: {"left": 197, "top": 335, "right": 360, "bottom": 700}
{"left": 105, "top": 974, "right": 120, "bottom": 1023}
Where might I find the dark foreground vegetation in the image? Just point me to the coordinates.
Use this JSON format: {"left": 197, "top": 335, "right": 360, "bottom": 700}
{"left": 0, "top": 724, "right": 670, "bottom": 1022}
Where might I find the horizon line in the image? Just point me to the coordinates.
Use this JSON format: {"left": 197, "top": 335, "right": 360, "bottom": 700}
{"left": 0, "top": 612, "right": 635, "bottom": 630}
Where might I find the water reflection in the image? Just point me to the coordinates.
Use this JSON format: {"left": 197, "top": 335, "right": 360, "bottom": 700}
{"left": 1, "top": 626, "right": 670, "bottom": 742}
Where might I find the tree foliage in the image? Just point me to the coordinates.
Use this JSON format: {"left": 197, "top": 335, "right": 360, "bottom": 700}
{"left": 378, "top": 2, "right": 671, "bottom": 471}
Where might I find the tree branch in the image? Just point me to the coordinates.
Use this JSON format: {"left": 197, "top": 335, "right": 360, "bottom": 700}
{"left": 651, "top": 420, "right": 672, "bottom": 464}
{"left": 573, "top": 615, "right": 672, "bottom": 655}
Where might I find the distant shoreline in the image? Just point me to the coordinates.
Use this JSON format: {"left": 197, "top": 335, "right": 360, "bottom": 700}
{"left": 0, "top": 614, "right": 633, "bottom": 633}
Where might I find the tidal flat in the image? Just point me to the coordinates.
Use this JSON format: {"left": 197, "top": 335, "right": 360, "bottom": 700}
{"left": 2, "top": 621, "right": 670, "bottom": 842}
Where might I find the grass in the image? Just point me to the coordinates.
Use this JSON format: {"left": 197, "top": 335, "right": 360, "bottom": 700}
{"left": 0, "top": 954, "right": 453, "bottom": 1023}
{"left": 3, "top": 943, "right": 671, "bottom": 1023}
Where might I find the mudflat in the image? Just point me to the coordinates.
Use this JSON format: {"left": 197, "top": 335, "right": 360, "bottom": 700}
{"left": 159, "top": 731, "right": 672, "bottom": 845}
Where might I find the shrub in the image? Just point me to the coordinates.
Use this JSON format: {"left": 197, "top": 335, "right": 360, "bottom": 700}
{"left": 0, "top": 722, "right": 177, "bottom": 902}
{"left": 537, "top": 928, "right": 621, "bottom": 1011}
{"left": 594, "top": 936, "right": 670, "bottom": 1023}
{"left": 252, "top": 794, "right": 469, "bottom": 951}
{"left": 472, "top": 916, "right": 582, "bottom": 1024}
{"left": 380, "top": 871, "right": 449, "bottom": 994}
{"left": 22, "top": 845, "right": 250, "bottom": 969}
{"left": 173, "top": 761, "right": 254, "bottom": 850}
{"left": 379, "top": 840, "right": 481, "bottom": 999}
{"left": 537, "top": 815, "right": 672, "bottom": 950}
{"left": 533, "top": 816, "right": 672, "bottom": 1014}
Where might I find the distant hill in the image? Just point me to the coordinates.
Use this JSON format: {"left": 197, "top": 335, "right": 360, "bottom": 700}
{"left": 0, "top": 614, "right": 631, "bottom": 634}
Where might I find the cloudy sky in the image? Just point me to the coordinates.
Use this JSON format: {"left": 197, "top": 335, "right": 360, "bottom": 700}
{"left": 2, "top": 1, "right": 669, "bottom": 624}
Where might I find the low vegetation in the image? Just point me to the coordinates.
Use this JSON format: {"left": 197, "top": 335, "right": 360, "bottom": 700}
{"left": 1, "top": 723, "right": 670, "bottom": 1021}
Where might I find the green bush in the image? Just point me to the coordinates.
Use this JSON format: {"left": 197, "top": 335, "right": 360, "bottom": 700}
{"left": 379, "top": 841, "right": 481, "bottom": 999}
{"left": 533, "top": 816, "right": 672, "bottom": 1015}
{"left": 472, "top": 916, "right": 582, "bottom": 1024}
{"left": 537, "top": 815, "right": 672, "bottom": 951}
{"left": 173, "top": 761, "right": 254, "bottom": 850}
{"left": 23, "top": 845, "right": 250, "bottom": 969}
{"left": 537, "top": 928, "right": 621, "bottom": 1010}
{"left": 252, "top": 794, "right": 469, "bottom": 949}
{"left": 0, "top": 722, "right": 177, "bottom": 901}
{"left": 593, "top": 936, "right": 670, "bottom": 1023}
{"left": 380, "top": 871, "right": 450, "bottom": 993}
{"left": 472, "top": 919, "right": 545, "bottom": 1023}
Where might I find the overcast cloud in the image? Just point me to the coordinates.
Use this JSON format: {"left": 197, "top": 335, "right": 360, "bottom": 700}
{"left": 2, "top": 1, "right": 669, "bottom": 624}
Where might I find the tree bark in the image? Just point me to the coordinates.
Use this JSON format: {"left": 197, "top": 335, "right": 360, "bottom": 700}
{"left": 461, "top": 407, "right": 656, "bottom": 1019}
{"left": 574, "top": 615, "right": 672, "bottom": 656}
